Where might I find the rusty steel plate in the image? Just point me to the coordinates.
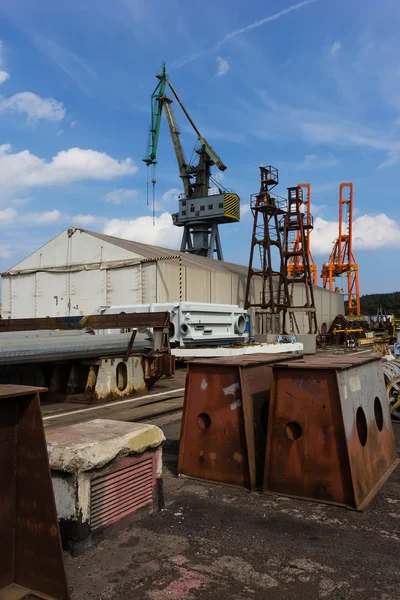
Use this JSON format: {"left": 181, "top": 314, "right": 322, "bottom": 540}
{"left": 186, "top": 352, "right": 300, "bottom": 367}
{"left": 0, "top": 311, "right": 170, "bottom": 333}
{"left": 264, "top": 359, "right": 399, "bottom": 510}
{"left": 272, "top": 353, "right": 381, "bottom": 370}
{"left": 0, "top": 384, "right": 69, "bottom": 600}
{"left": 178, "top": 354, "right": 299, "bottom": 490}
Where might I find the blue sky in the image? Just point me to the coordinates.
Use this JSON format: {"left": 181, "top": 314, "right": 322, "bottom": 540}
{"left": 0, "top": 0, "right": 399, "bottom": 295}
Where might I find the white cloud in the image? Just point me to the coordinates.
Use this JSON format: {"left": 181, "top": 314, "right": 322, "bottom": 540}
{"left": 0, "top": 244, "right": 13, "bottom": 259}
{"left": 103, "top": 212, "right": 182, "bottom": 248}
{"left": 0, "top": 40, "right": 9, "bottom": 84}
{"left": 240, "top": 203, "right": 251, "bottom": 217}
{"left": 70, "top": 214, "right": 98, "bottom": 225}
{"left": 0, "top": 92, "right": 66, "bottom": 122}
{"left": 311, "top": 213, "right": 400, "bottom": 255}
{"left": 284, "top": 154, "right": 339, "bottom": 170}
{"left": 0, "top": 207, "right": 17, "bottom": 223}
{"left": 32, "top": 210, "right": 61, "bottom": 224}
{"left": 309, "top": 203, "right": 327, "bottom": 217}
{"left": 10, "top": 197, "right": 31, "bottom": 207}
{"left": 172, "top": 0, "right": 318, "bottom": 68}
{"left": 247, "top": 92, "right": 400, "bottom": 168}
{"left": 216, "top": 56, "right": 230, "bottom": 77}
{"left": 104, "top": 188, "right": 138, "bottom": 204}
{"left": 0, "top": 207, "right": 100, "bottom": 228}
{"left": 0, "top": 144, "right": 137, "bottom": 195}
{"left": 0, "top": 208, "right": 60, "bottom": 226}
{"left": 329, "top": 41, "right": 342, "bottom": 57}
{"left": 161, "top": 188, "right": 180, "bottom": 204}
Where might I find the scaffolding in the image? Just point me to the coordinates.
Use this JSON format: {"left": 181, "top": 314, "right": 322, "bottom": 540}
{"left": 287, "top": 183, "right": 318, "bottom": 285}
{"left": 244, "top": 166, "right": 291, "bottom": 334}
{"left": 280, "top": 186, "right": 318, "bottom": 334}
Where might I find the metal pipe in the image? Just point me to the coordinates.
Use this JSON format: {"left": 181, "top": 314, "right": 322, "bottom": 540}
{"left": 0, "top": 332, "right": 152, "bottom": 365}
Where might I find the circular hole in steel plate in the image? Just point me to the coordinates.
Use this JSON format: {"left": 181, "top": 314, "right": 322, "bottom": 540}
{"left": 197, "top": 413, "right": 211, "bottom": 431}
{"left": 356, "top": 406, "right": 368, "bottom": 446}
{"left": 284, "top": 421, "right": 302, "bottom": 441}
{"left": 374, "top": 397, "right": 384, "bottom": 432}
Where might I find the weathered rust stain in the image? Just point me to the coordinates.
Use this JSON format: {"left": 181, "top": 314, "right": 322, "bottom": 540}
{"left": 0, "top": 384, "right": 69, "bottom": 599}
{"left": 178, "top": 353, "right": 300, "bottom": 490}
{"left": 264, "top": 354, "right": 399, "bottom": 510}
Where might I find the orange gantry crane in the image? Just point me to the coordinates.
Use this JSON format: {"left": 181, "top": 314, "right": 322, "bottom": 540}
{"left": 321, "top": 182, "right": 361, "bottom": 316}
{"left": 287, "top": 183, "right": 318, "bottom": 285}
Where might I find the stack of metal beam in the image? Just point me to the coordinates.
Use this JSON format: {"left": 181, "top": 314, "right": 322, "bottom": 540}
{"left": 0, "top": 330, "right": 152, "bottom": 366}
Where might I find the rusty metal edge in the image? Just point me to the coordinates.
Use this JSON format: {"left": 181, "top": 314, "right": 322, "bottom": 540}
{"left": 356, "top": 458, "right": 400, "bottom": 511}
{"left": 239, "top": 366, "right": 257, "bottom": 492}
{"left": 0, "top": 385, "right": 48, "bottom": 399}
{"left": 263, "top": 369, "right": 277, "bottom": 493}
{"left": 176, "top": 473, "right": 253, "bottom": 491}
{"left": 261, "top": 489, "right": 357, "bottom": 510}
{"left": 0, "top": 312, "right": 170, "bottom": 333}
{"left": 177, "top": 365, "right": 191, "bottom": 477}
{"left": 0, "top": 582, "right": 63, "bottom": 600}
{"left": 271, "top": 354, "right": 381, "bottom": 370}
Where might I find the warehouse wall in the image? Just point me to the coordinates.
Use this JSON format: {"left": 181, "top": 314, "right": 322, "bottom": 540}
{"left": 156, "top": 262, "right": 259, "bottom": 307}
{"left": 2, "top": 263, "right": 159, "bottom": 318}
{"left": 2, "top": 228, "right": 343, "bottom": 330}
{"left": 291, "top": 284, "right": 344, "bottom": 333}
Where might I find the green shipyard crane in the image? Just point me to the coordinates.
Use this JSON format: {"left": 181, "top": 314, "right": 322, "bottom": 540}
{"left": 143, "top": 63, "right": 240, "bottom": 260}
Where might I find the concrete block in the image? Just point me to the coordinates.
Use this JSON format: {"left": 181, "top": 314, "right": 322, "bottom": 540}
{"left": 47, "top": 419, "right": 165, "bottom": 555}
{"left": 255, "top": 333, "right": 316, "bottom": 355}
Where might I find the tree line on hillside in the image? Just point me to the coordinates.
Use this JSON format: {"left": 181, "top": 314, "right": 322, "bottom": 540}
{"left": 345, "top": 292, "right": 400, "bottom": 316}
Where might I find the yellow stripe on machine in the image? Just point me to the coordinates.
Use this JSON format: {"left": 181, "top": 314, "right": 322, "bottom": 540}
{"left": 224, "top": 193, "right": 240, "bottom": 221}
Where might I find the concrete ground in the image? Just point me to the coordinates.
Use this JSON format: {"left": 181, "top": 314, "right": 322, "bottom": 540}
{"left": 65, "top": 410, "right": 400, "bottom": 600}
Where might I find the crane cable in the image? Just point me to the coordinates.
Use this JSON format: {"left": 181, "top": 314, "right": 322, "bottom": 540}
{"left": 151, "top": 163, "right": 156, "bottom": 226}
{"left": 146, "top": 164, "right": 156, "bottom": 226}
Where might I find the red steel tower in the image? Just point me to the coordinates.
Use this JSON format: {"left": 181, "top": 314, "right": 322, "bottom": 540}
{"left": 287, "top": 183, "right": 317, "bottom": 285}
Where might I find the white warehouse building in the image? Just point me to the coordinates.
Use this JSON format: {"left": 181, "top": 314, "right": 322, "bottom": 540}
{"left": 1, "top": 227, "right": 343, "bottom": 333}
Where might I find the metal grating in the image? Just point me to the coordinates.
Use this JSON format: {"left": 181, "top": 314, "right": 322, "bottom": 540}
{"left": 90, "top": 456, "right": 155, "bottom": 531}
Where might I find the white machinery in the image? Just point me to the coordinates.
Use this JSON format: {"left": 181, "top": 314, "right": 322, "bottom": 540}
{"left": 99, "top": 302, "right": 249, "bottom": 347}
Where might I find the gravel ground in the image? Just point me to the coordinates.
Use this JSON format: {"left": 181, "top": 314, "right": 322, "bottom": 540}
{"left": 65, "top": 413, "right": 400, "bottom": 600}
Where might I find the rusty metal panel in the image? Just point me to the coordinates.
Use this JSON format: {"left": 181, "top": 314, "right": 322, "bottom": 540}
{"left": 90, "top": 454, "right": 156, "bottom": 532}
{"left": 178, "top": 353, "right": 298, "bottom": 489}
{"left": 264, "top": 357, "right": 399, "bottom": 510}
{"left": 271, "top": 353, "right": 381, "bottom": 370}
{"left": 0, "top": 311, "right": 170, "bottom": 333}
{"left": 0, "top": 384, "right": 69, "bottom": 600}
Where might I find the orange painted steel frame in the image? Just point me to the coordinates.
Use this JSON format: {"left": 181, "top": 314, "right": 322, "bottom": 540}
{"left": 287, "top": 183, "right": 318, "bottom": 285}
{"left": 321, "top": 183, "right": 360, "bottom": 316}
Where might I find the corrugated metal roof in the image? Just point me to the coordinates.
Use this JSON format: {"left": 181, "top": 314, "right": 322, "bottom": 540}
{"left": 84, "top": 230, "right": 250, "bottom": 277}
